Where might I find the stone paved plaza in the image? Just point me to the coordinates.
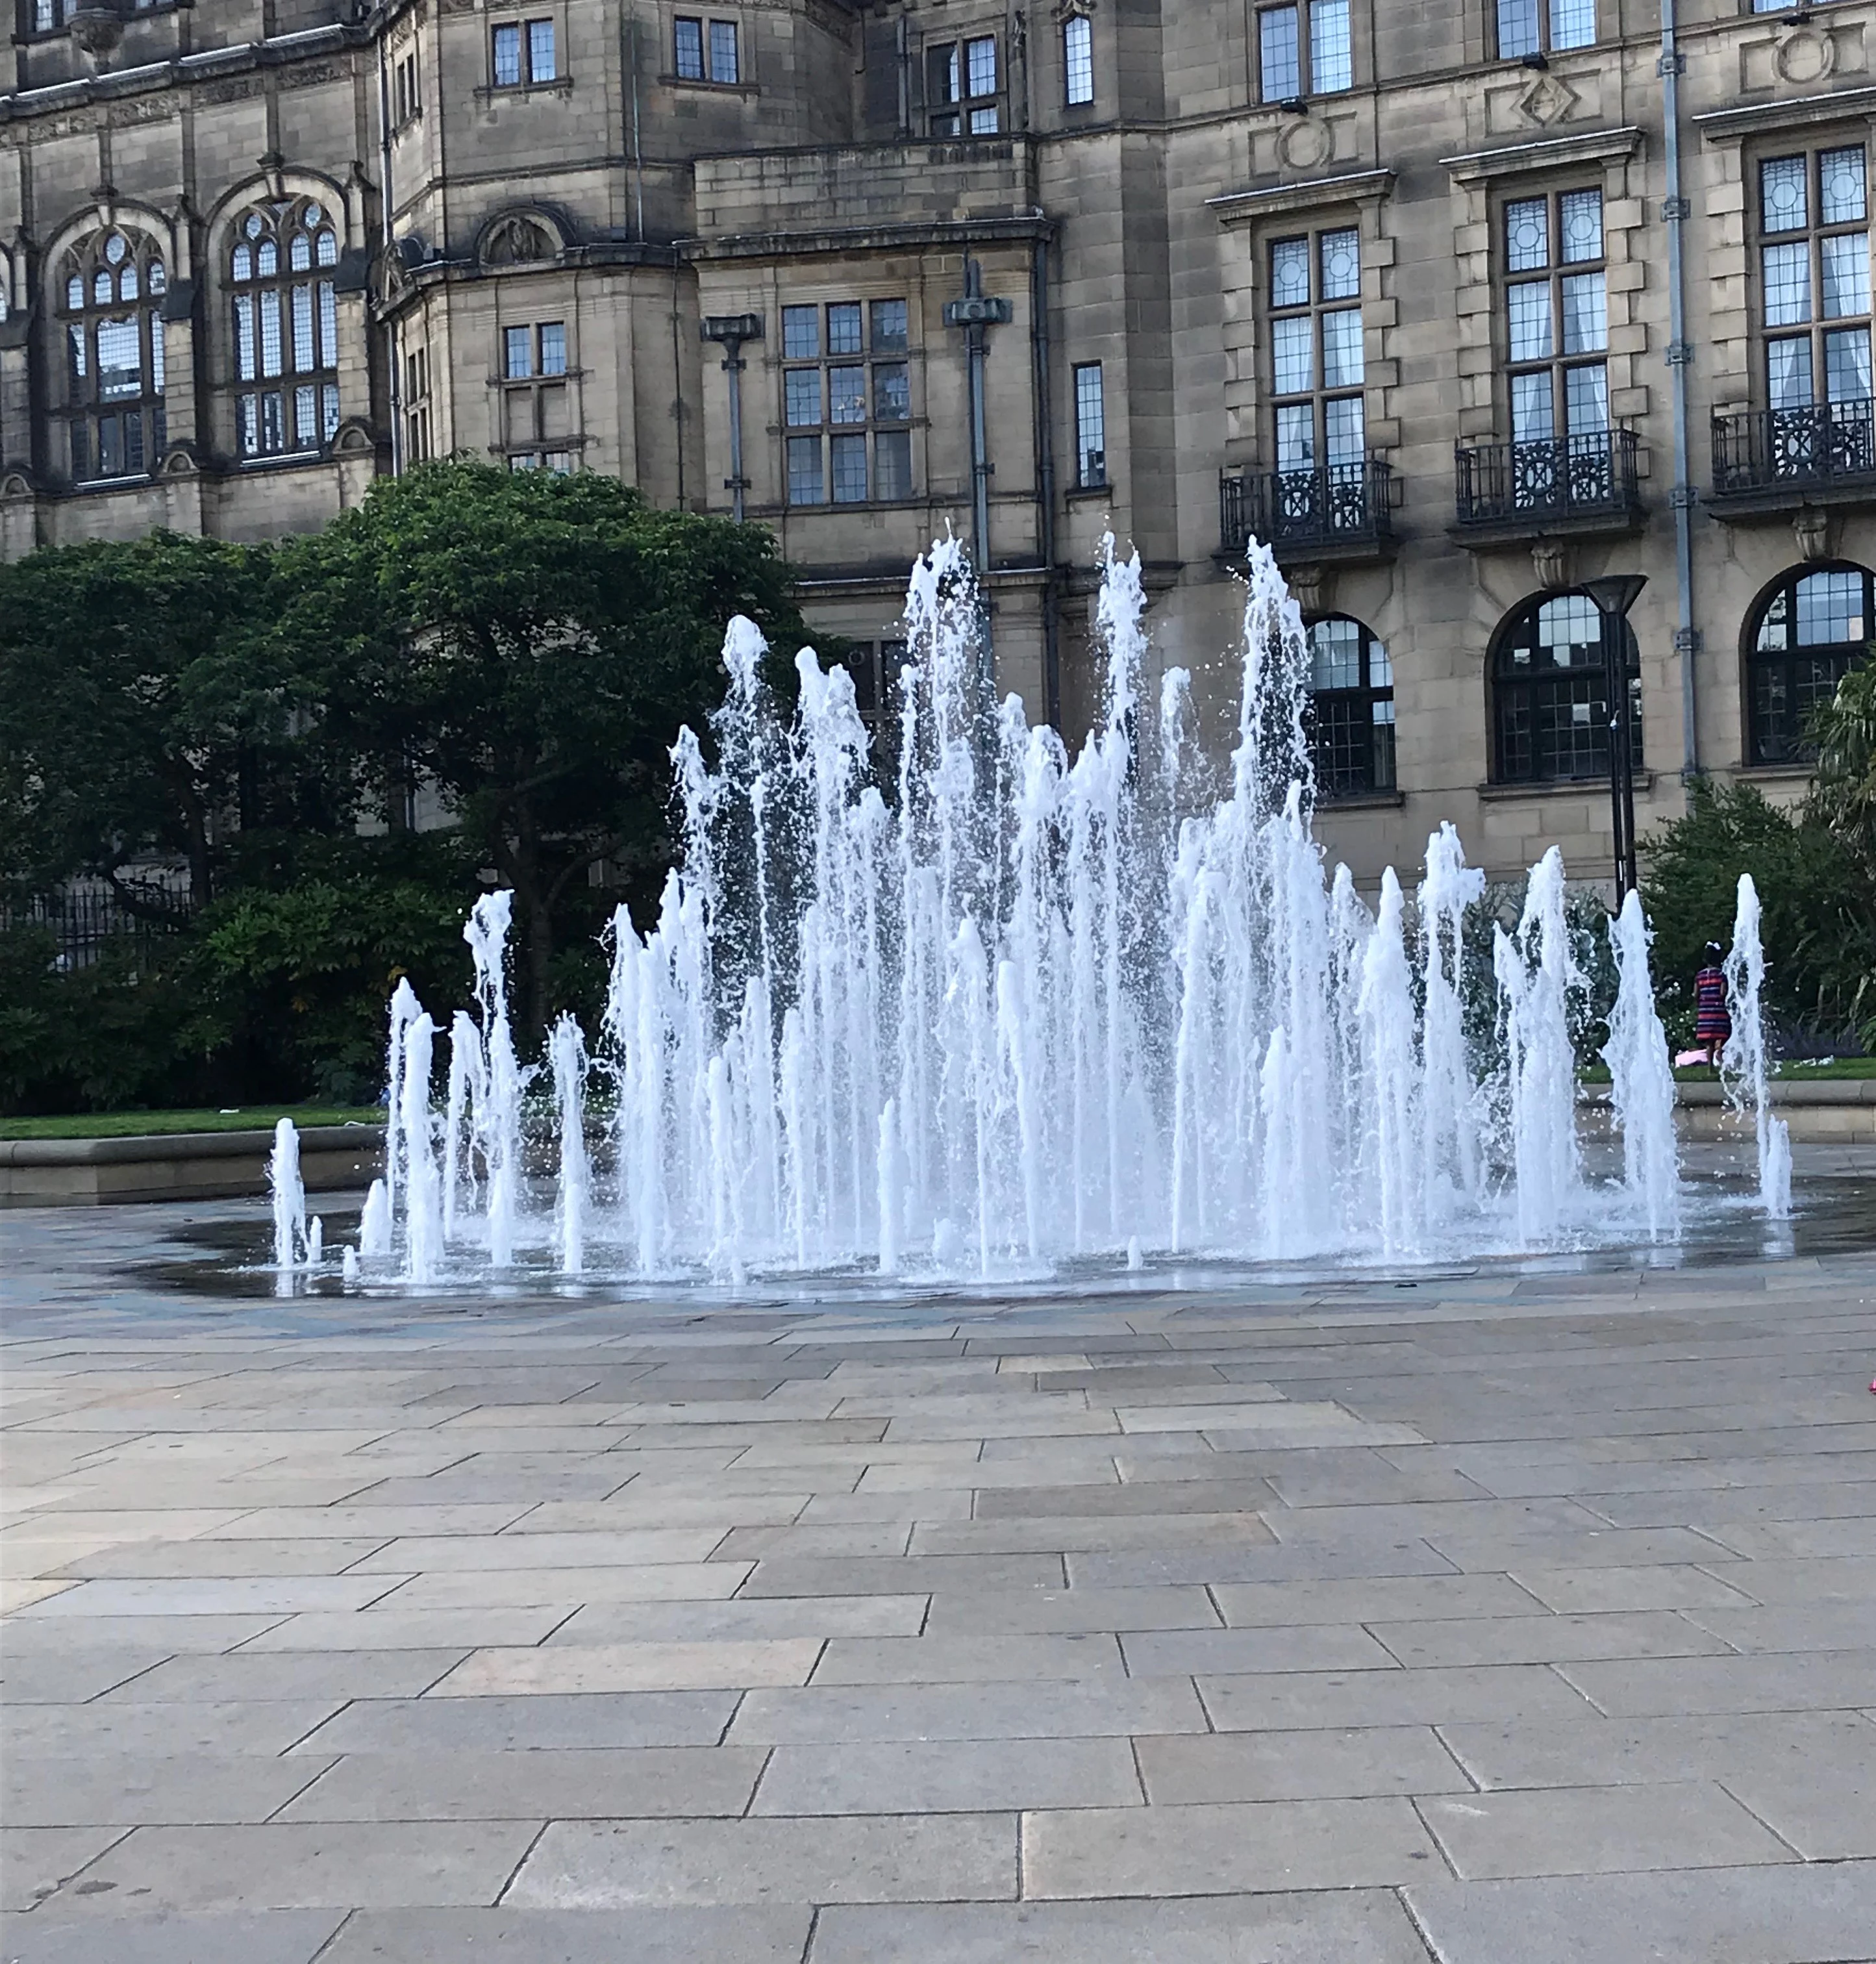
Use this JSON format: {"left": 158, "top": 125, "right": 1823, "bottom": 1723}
{"left": 3, "top": 1196, "right": 1875, "bottom": 1963}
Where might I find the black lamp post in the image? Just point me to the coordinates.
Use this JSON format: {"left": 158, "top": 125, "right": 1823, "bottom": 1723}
{"left": 701, "top": 314, "right": 762, "bottom": 523}
{"left": 1582, "top": 572, "right": 1647, "bottom": 900}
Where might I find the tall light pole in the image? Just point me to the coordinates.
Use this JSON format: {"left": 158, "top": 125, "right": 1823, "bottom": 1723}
{"left": 1584, "top": 572, "right": 1647, "bottom": 900}
{"left": 943, "top": 258, "right": 1012, "bottom": 583}
{"left": 701, "top": 313, "right": 762, "bottom": 522}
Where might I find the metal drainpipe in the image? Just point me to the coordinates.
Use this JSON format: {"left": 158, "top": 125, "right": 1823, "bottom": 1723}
{"left": 1031, "top": 231, "right": 1062, "bottom": 731}
{"left": 377, "top": 28, "right": 401, "bottom": 474}
{"left": 1661, "top": 0, "right": 1701, "bottom": 788}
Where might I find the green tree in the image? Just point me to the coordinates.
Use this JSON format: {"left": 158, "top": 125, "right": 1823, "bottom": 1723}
{"left": 1809, "top": 657, "right": 1876, "bottom": 870}
{"left": 273, "top": 462, "right": 812, "bottom": 1027}
{"left": 1643, "top": 778, "right": 1875, "bottom": 1048}
{"left": 0, "top": 531, "right": 308, "bottom": 911}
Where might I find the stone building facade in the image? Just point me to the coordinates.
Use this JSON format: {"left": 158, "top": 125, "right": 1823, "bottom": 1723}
{"left": 3, "top": 0, "right": 1873, "bottom": 881}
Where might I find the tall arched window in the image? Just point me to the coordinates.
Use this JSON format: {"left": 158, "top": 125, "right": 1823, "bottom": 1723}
{"left": 1492, "top": 590, "right": 1642, "bottom": 784}
{"left": 1747, "top": 562, "right": 1873, "bottom": 764}
{"left": 58, "top": 229, "right": 167, "bottom": 483}
{"left": 1307, "top": 616, "right": 1394, "bottom": 798}
{"left": 229, "top": 200, "right": 341, "bottom": 459}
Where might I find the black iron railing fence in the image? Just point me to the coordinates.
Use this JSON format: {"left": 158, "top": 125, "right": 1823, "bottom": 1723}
{"left": 1219, "top": 459, "right": 1394, "bottom": 556}
{"left": 1712, "top": 399, "right": 1876, "bottom": 497}
{"left": 1454, "top": 428, "right": 1641, "bottom": 526}
{"left": 1, "top": 872, "right": 195, "bottom": 969}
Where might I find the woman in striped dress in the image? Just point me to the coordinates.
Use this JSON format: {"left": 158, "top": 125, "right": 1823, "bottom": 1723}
{"left": 1694, "top": 942, "right": 1731, "bottom": 1066}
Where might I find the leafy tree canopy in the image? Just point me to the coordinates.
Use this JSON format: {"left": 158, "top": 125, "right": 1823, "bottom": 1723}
{"left": 272, "top": 462, "right": 814, "bottom": 1024}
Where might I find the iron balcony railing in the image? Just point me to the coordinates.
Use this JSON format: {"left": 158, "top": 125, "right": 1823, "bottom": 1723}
{"left": 1712, "top": 399, "right": 1876, "bottom": 498}
{"left": 1453, "top": 427, "right": 1641, "bottom": 528}
{"left": 1219, "top": 459, "right": 1394, "bottom": 557}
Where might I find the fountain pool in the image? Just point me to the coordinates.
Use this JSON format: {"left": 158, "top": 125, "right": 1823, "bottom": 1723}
{"left": 262, "top": 536, "right": 1799, "bottom": 1295}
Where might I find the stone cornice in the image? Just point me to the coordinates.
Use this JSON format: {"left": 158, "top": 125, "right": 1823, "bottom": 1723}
{"left": 0, "top": 23, "right": 365, "bottom": 125}
{"left": 1439, "top": 125, "right": 1644, "bottom": 186}
{"left": 1206, "top": 168, "right": 1395, "bottom": 227}
{"left": 1694, "top": 85, "right": 1876, "bottom": 145}
{"left": 679, "top": 215, "right": 1055, "bottom": 262}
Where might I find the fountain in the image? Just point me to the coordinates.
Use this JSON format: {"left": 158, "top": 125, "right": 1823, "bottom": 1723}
{"left": 298, "top": 532, "right": 1793, "bottom": 1292}
{"left": 1722, "top": 873, "right": 1793, "bottom": 1222}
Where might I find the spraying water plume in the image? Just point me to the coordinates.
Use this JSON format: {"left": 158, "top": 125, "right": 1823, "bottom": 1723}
{"left": 334, "top": 535, "right": 1697, "bottom": 1287}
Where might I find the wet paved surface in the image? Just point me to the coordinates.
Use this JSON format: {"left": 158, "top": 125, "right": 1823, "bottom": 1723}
{"left": 3, "top": 1194, "right": 1876, "bottom": 1962}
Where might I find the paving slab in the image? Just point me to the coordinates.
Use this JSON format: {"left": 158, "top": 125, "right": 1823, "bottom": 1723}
{"left": 505, "top": 1814, "right": 1018, "bottom": 1907}
{"left": 1404, "top": 1860, "right": 1876, "bottom": 1964}
{"left": 30, "top": 1820, "right": 542, "bottom": 1914}
{"left": 0, "top": 1826, "right": 131, "bottom": 1913}
{"left": 288, "top": 1691, "right": 739, "bottom": 1754}
{"left": 275, "top": 1746, "right": 767, "bottom": 1821}
{"left": 1436, "top": 1710, "right": 1876, "bottom": 1791}
{"left": 1503, "top": 1563, "right": 1758, "bottom": 1613}
{"left": 1558, "top": 1650, "right": 1876, "bottom": 1716}
{"left": 1121, "top": 1623, "right": 1398, "bottom": 1676}
{"left": 728, "top": 1677, "right": 1209, "bottom": 1744}
{"left": 1368, "top": 1610, "right": 1728, "bottom": 1668}
{"left": 2, "top": 1752, "right": 334, "bottom": 1827}
{"left": 809, "top": 1892, "right": 1437, "bottom": 1962}
{"left": 812, "top": 1632, "right": 1123, "bottom": 1684}
{"left": 0, "top": 1909, "right": 346, "bottom": 1964}
{"left": 101, "top": 1648, "right": 466, "bottom": 1702}
{"left": 3, "top": 1699, "right": 344, "bottom": 1759}
{"left": 1021, "top": 1796, "right": 1441, "bottom": 1897}
{"left": 919, "top": 1585, "right": 1218, "bottom": 1633}
{"left": 1418, "top": 1780, "right": 1797, "bottom": 1879}
{"left": 751, "top": 1737, "right": 1142, "bottom": 1815}
{"left": 1134, "top": 1726, "right": 1475, "bottom": 1804}
{"left": 314, "top": 1907, "right": 814, "bottom": 1964}
{"left": 432, "top": 1638, "right": 823, "bottom": 1694}
{"left": 1199, "top": 1663, "right": 1599, "bottom": 1731}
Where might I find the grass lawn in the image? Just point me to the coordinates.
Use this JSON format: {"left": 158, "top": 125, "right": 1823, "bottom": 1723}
{"left": 1582, "top": 1057, "right": 1876, "bottom": 1084}
{"left": 0, "top": 1105, "right": 386, "bottom": 1141}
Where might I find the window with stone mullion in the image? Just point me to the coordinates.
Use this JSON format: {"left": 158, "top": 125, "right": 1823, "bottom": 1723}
{"left": 782, "top": 298, "right": 912, "bottom": 507}
{"left": 230, "top": 202, "right": 342, "bottom": 461}
{"left": 1757, "top": 144, "right": 1871, "bottom": 422}
{"left": 1496, "top": 0, "right": 1596, "bottom": 59}
{"left": 60, "top": 229, "right": 168, "bottom": 484}
{"left": 1268, "top": 225, "right": 1364, "bottom": 483}
{"left": 1257, "top": 1, "right": 1351, "bottom": 103}
{"left": 1502, "top": 187, "right": 1608, "bottom": 457}
{"left": 1307, "top": 616, "right": 1395, "bottom": 799}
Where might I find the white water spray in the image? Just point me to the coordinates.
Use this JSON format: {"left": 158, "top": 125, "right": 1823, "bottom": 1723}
{"left": 549, "top": 1012, "right": 590, "bottom": 1275}
{"left": 1603, "top": 889, "right": 1682, "bottom": 1238}
{"left": 1723, "top": 873, "right": 1792, "bottom": 1220}
{"left": 333, "top": 532, "right": 1697, "bottom": 1286}
{"left": 267, "top": 1118, "right": 306, "bottom": 1271}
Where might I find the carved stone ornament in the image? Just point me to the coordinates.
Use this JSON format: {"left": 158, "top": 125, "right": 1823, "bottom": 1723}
{"left": 1052, "top": 0, "right": 1094, "bottom": 19}
{"left": 68, "top": 1, "right": 125, "bottom": 58}
{"left": 1286, "top": 563, "right": 1331, "bottom": 618}
{"left": 1516, "top": 71, "right": 1579, "bottom": 130}
{"left": 1792, "top": 506, "right": 1834, "bottom": 563}
{"left": 1531, "top": 538, "right": 1573, "bottom": 592}
{"left": 1774, "top": 25, "right": 1838, "bottom": 87}
{"left": 482, "top": 214, "right": 555, "bottom": 266}
{"left": 1277, "top": 116, "right": 1334, "bottom": 173}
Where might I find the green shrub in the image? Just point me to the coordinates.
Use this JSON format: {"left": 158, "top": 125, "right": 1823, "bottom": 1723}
{"left": 1642, "top": 779, "right": 1875, "bottom": 1051}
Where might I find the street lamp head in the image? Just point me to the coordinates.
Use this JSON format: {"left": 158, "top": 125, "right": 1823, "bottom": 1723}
{"left": 701, "top": 313, "right": 763, "bottom": 345}
{"left": 1582, "top": 572, "right": 1647, "bottom": 619}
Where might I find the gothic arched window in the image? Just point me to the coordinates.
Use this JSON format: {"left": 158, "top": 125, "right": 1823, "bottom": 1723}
{"left": 229, "top": 199, "right": 341, "bottom": 459}
{"left": 1491, "top": 589, "right": 1642, "bottom": 785}
{"left": 59, "top": 229, "right": 167, "bottom": 483}
{"left": 1306, "top": 616, "right": 1395, "bottom": 798}
{"left": 1746, "top": 562, "right": 1874, "bottom": 765}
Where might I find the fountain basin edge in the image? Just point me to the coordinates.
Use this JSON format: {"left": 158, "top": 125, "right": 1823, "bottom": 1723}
{"left": 0, "top": 1126, "right": 386, "bottom": 1208}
